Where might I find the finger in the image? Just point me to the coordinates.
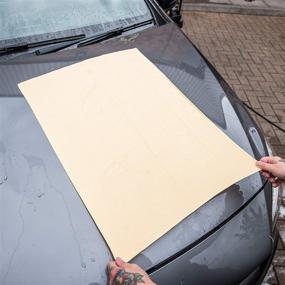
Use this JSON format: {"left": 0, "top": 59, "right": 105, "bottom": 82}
{"left": 115, "top": 257, "right": 125, "bottom": 267}
{"left": 269, "top": 177, "right": 277, "bottom": 183}
{"left": 272, "top": 180, "right": 280, "bottom": 187}
{"left": 273, "top": 181, "right": 281, "bottom": 187}
{"left": 272, "top": 179, "right": 281, "bottom": 187}
{"left": 256, "top": 161, "right": 275, "bottom": 173}
{"left": 260, "top": 156, "right": 281, "bottom": 164}
{"left": 261, "top": 171, "right": 270, "bottom": 178}
{"left": 106, "top": 261, "right": 120, "bottom": 285}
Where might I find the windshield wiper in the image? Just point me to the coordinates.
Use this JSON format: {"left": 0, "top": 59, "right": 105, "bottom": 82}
{"left": 34, "top": 28, "right": 123, "bottom": 55}
{"left": 35, "top": 38, "right": 83, "bottom": 56}
{"left": 78, "top": 19, "right": 153, "bottom": 48}
{"left": 35, "top": 19, "right": 153, "bottom": 56}
{"left": 0, "top": 34, "right": 85, "bottom": 56}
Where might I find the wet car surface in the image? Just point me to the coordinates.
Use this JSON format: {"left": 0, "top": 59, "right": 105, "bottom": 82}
{"left": 0, "top": 1, "right": 277, "bottom": 284}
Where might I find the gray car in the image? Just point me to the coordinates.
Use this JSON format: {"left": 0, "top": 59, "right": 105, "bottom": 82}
{"left": 0, "top": 0, "right": 279, "bottom": 284}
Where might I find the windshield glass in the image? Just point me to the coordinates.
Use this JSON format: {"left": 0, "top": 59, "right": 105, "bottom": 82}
{"left": 0, "top": 0, "right": 151, "bottom": 42}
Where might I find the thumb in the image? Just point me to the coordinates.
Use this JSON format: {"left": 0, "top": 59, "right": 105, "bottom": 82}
{"left": 115, "top": 257, "right": 126, "bottom": 267}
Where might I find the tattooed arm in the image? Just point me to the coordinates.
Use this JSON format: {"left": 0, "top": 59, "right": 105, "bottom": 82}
{"left": 107, "top": 257, "right": 156, "bottom": 285}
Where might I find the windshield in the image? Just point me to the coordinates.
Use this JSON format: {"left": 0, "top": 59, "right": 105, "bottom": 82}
{"left": 0, "top": 0, "right": 151, "bottom": 42}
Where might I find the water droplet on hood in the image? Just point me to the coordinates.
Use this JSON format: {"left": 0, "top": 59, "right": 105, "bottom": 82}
{"left": 81, "top": 262, "right": 86, "bottom": 269}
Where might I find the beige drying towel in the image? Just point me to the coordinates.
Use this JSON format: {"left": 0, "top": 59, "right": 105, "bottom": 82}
{"left": 19, "top": 48, "right": 258, "bottom": 261}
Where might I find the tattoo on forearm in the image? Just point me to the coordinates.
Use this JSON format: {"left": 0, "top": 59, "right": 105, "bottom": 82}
{"left": 112, "top": 269, "right": 145, "bottom": 285}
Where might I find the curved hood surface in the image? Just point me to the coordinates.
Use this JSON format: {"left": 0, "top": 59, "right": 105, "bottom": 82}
{"left": 0, "top": 23, "right": 269, "bottom": 284}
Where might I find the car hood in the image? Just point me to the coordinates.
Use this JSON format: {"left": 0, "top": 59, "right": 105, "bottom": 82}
{"left": 0, "top": 23, "right": 269, "bottom": 284}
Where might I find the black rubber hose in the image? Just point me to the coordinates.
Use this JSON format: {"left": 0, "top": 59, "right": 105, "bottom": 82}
{"left": 243, "top": 101, "right": 285, "bottom": 133}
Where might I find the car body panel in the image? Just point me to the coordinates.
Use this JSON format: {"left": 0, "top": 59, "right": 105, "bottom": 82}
{"left": 0, "top": 98, "right": 112, "bottom": 285}
{"left": 0, "top": 21, "right": 273, "bottom": 284}
{"left": 150, "top": 191, "right": 272, "bottom": 285}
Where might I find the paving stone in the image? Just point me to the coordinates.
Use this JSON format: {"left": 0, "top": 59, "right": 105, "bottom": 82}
{"left": 274, "top": 110, "right": 285, "bottom": 123}
{"left": 275, "top": 267, "right": 285, "bottom": 284}
{"left": 260, "top": 122, "right": 276, "bottom": 138}
{"left": 275, "top": 130, "right": 285, "bottom": 145}
{"left": 268, "top": 136, "right": 281, "bottom": 147}
{"left": 275, "top": 93, "right": 285, "bottom": 104}
{"left": 260, "top": 102, "right": 276, "bottom": 116}
{"left": 273, "top": 250, "right": 285, "bottom": 267}
{"left": 277, "top": 238, "right": 284, "bottom": 250}
{"left": 278, "top": 223, "right": 285, "bottom": 248}
{"left": 259, "top": 97, "right": 279, "bottom": 104}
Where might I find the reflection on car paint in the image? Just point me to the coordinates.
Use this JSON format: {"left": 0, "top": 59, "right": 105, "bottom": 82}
{"left": 0, "top": 148, "right": 87, "bottom": 283}
{"left": 150, "top": 192, "right": 271, "bottom": 285}
{"left": 0, "top": 98, "right": 112, "bottom": 284}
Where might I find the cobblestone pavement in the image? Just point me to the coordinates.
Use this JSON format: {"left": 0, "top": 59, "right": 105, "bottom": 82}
{"left": 182, "top": 12, "right": 285, "bottom": 284}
